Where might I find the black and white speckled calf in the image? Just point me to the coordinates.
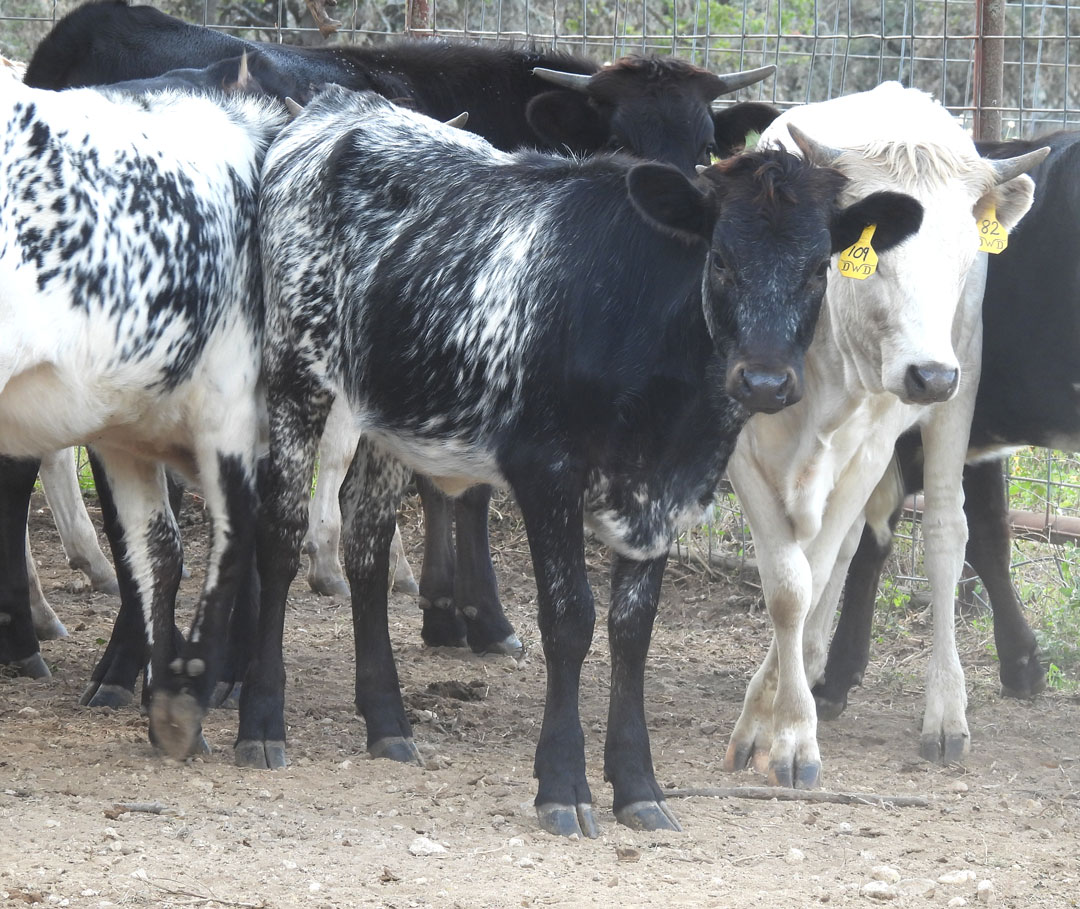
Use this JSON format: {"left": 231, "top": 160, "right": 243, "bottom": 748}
{"left": 252, "top": 87, "right": 925, "bottom": 836}
{"left": 0, "top": 77, "right": 287, "bottom": 757}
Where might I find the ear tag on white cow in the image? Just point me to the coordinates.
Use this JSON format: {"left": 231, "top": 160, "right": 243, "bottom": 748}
{"left": 837, "top": 224, "right": 878, "bottom": 280}
{"left": 978, "top": 207, "right": 1008, "bottom": 254}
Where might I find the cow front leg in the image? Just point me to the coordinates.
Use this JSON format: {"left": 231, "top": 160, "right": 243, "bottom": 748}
{"left": 508, "top": 464, "right": 597, "bottom": 838}
{"left": 454, "top": 485, "right": 521, "bottom": 656}
{"left": 962, "top": 460, "right": 1045, "bottom": 698}
{"left": 0, "top": 456, "right": 49, "bottom": 678}
{"left": 237, "top": 389, "right": 331, "bottom": 770}
{"left": 26, "top": 527, "right": 67, "bottom": 641}
{"left": 605, "top": 553, "right": 680, "bottom": 832}
{"left": 340, "top": 438, "right": 419, "bottom": 764}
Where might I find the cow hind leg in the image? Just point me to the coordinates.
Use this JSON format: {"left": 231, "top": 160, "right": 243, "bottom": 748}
{"left": 340, "top": 438, "right": 420, "bottom": 764}
{"left": 26, "top": 528, "right": 68, "bottom": 641}
{"left": 415, "top": 476, "right": 468, "bottom": 647}
{"left": 304, "top": 400, "right": 354, "bottom": 598}
{"left": 605, "top": 553, "right": 680, "bottom": 832}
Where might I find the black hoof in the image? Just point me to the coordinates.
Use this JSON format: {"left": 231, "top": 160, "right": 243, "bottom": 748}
{"left": 209, "top": 681, "right": 242, "bottom": 710}
{"left": 369, "top": 736, "right": 423, "bottom": 765}
{"left": 1001, "top": 654, "right": 1047, "bottom": 700}
{"left": 11, "top": 653, "right": 51, "bottom": 679}
{"left": 476, "top": 633, "right": 525, "bottom": 659}
{"left": 80, "top": 682, "right": 135, "bottom": 708}
{"left": 536, "top": 802, "right": 599, "bottom": 838}
{"left": 615, "top": 800, "right": 682, "bottom": 832}
{"left": 235, "top": 739, "right": 287, "bottom": 769}
{"left": 919, "top": 732, "right": 969, "bottom": 764}
{"left": 813, "top": 686, "right": 848, "bottom": 721}
{"left": 768, "top": 759, "right": 821, "bottom": 789}
{"left": 420, "top": 598, "right": 468, "bottom": 649}
{"left": 149, "top": 691, "right": 206, "bottom": 759}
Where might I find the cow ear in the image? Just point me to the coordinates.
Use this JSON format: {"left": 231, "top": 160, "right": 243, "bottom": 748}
{"left": 831, "top": 191, "right": 924, "bottom": 254}
{"left": 976, "top": 173, "right": 1036, "bottom": 232}
{"left": 711, "top": 102, "right": 780, "bottom": 157}
{"left": 627, "top": 162, "right": 713, "bottom": 243}
{"left": 526, "top": 91, "right": 607, "bottom": 152}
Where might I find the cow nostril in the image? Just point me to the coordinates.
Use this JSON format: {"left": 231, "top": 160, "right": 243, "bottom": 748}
{"left": 904, "top": 363, "right": 959, "bottom": 403}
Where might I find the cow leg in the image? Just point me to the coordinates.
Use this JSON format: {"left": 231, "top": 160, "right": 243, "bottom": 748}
{"left": 39, "top": 447, "right": 119, "bottom": 595}
{"left": 962, "top": 459, "right": 1045, "bottom": 698}
{"left": 210, "top": 550, "right": 259, "bottom": 709}
{"left": 0, "top": 456, "right": 49, "bottom": 678}
{"left": 508, "top": 463, "right": 597, "bottom": 838}
{"left": 453, "top": 486, "right": 521, "bottom": 656}
{"left": 415, "top": 476, "right": 468, "bottom": 647}
{"left": 303, "top": 399, "right": 355, "bottom": 598}
{"left": 339, "top": 438, "right": 420, "bottom": 764}
{"left": 26, "top": 527, "right": 68, "bottom": 641}
{"left": 236, "top": 389, "right": 331, "bottom": 770}
{"left": 605, "top": 553, "right": 680, "bottom": 832}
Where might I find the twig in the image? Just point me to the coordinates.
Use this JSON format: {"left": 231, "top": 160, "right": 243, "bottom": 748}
{"left": 147, "top": 879, "right": 267, "bottom": 909}
{"left": 666, "top": 786, "right": 930, "bottom": 808}
{"left": 105, "top": 801, "right": 175, "bottom": 818}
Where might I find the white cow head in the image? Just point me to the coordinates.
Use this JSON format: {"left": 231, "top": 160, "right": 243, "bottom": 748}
{"left": 764, "top": 83, "right": 1046, "bottom": 405}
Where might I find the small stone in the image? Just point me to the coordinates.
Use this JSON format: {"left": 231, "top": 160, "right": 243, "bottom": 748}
{"left": 515, "top": 857, "right": 537, "bottom": 868}
{"left": 491, "top": 815, "right": 507, "bottom": 828}
{"left": 616, "top": 846, "right": 640, "bottom": 862}
{"left": 897, "top": 879, "right": 936, "bottom": 898}
{"left": 308, "top": 882, "right": 321, "bottom": 892}
{"left": 785, "top": 847, "right": 805, "bottom": 864}
{"left": 409, "top": 836, "right": 447, "bottom": 856}
{"left": 102, "top": 828, "right": 119, "bottom": 841}
{"left": 507, "top": 837, "right": 524, "bottom": 847}
{"left": 871, "top": 866, "right": 900, "bottom": 884}
{"left": 947, "top": 899, "right": 967, "bottom": 908}
{"left": 129, "top": 869, "right": 148, "bottom": 881}
{"left": 338, "top": 760, "right": 352, "bottom": 770}
{"left": 938, "top": 870, "right": 976, "bottom": 885}
{"left": 836, "top": 821, "right": 854, "bottom": 835}
{"left": 976, "top": 880, "right": 994, "bottom": 903}
{"left": 17, "top": 707, "right": 38, "bottom": 717}
{"left": 860, "top": 881, "right": 897, "bottom": 900}
{"left": 699, "top": 723, "right": 718, "bottom": 736}
{"left": 282, "top": 860, "right": 298, "bottom": 870}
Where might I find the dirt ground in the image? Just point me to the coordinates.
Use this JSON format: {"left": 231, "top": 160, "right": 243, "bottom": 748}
{"left": 2, "top": 490, "right": 1078, "bottom": 909}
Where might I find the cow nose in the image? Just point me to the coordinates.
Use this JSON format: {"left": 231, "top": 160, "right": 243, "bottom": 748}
{"left": 727, "top": 363, "right": 802, "bottom": 413}
{"left": 903, "top": 363, "right": 959, "bottom": 404}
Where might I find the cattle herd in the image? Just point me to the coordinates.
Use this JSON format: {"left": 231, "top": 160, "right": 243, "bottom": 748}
{"left": 0, "top": 0, "right": 1073, "bottom": 840}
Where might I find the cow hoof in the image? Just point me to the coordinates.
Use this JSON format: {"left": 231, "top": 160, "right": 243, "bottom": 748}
{"left": 308, "top": 574, "right": 350, "bottom": 598}
{"left": 210, "top": 681, "right": 242, "bottom": 710}
{"left": 768, "top": 759, "right": 821, "bottom": 789}
{"left": 149, "top": 690, "right": 206, "bottom": 760}
{"left": 369, "top": 736, "right": 423, "bottom": 765}
{"left": 33, "top": 617, "right": 69, "bottom": 641}
{"left": 392, "top": 574, "right": 420, "bottom": 596}
{"left": 92, "top": 575, "right": 120, "bottom": 596}
{"left": 12, "top": 653, "right": 51, "bottom": 679}
{"left": 1001, "top": 655, "right": 1047, "bottom": 700}
{"left": 235, "top": 739, "right": 287, "bottom": 769}
{"left": 722, "top": 740, "right": 756, "bottom": 773}
{"left": 536, "top": 802, "right": 599, "bottom": 838}
{"left": 478, "top": 633, "right": 524, "bottom": 659}
{"left": 812, "top": 688, "right": 848, "bottom": 721}
{"left": 615, "top": 800, "right": 682, "bottom": 832}
{"left": 919, "top": 732, "right": 969, "bottom": 764}
{"left": 420, "top": 599, "right": 468, "bottom": 649}
{"left": 80, "top": 682, "right": 135, "bottom": 708}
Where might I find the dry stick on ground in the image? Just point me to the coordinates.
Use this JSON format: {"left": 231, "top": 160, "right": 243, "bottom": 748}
{"left": 666, "top": 786, "right": 931, "bottom": 808}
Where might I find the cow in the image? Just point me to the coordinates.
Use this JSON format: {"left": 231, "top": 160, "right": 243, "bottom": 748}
{"left": 24, "top": 0, "right": 778, "bottom": 659}
{"left": 720, "top": 83, "right": 1046, "bottom": 789}
{"left": 813, "top": 131, "right": 1080, "bottom": 720}
{"left": 250, "top": 84, "right": 926, "bottom": 837}
{"left": 0, "top": 73, "right": 290, "bottom": 756}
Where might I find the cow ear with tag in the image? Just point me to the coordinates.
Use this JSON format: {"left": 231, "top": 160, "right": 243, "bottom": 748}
{"left": 627, "top": 162, "right": 713, "bottom": 243}
{"left": 976, "top": 174, "right": 1036, "bottom": 234}
{"left": 525, "top": 92, "right": 608, "bottom": 153}
{"left": 831, "top": 191, "right": 923, "bottom": 254}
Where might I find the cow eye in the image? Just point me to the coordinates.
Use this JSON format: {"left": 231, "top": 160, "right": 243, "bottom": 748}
{"left": 712, "top": 254, "right": 728, "bottom": 274}
{"left": 814, "top": 260, "right": 830, "bottom": 278}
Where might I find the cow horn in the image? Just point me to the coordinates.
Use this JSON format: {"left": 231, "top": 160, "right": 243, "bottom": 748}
{"left": 987, "top": 146, "right": 1051, "bottom": 184}
{"left": 444, "top": 112, "right": 469, "bottom": 128}
{"left": 696, "top": 164, "right": 709, "bottom": 175}
{"left": 711, "top": 64, "right": 776, "bottom": 97}
{"left": 285, "top": 97, "right": 304, "bottom": 118}
{"left": 236, "top": 50, "right": 251, "bottom": 90}
{"left": 786, "top": 123, "right": 845, "bottom": 167}
{"left": 532, "top": 67, "right": 592, "bottom": 92}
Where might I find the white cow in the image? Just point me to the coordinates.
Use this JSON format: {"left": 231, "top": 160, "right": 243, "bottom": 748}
{"left": 724, "top": 82, "right": 1046, "bottom": 786}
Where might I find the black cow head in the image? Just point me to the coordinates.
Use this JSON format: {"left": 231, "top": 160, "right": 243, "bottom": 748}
{"left": 527, "top": 57, "right": 774, "bottom": 176}
{"left": 627, "top": 151, "right": 923, "bottom": 414}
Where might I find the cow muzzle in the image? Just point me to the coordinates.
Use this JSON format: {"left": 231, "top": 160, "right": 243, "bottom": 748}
{"left": 903, "top": 362, "right": 959, "bottom": 404}
{"left": 726, "top": 361, "right": 803, "bottom": 413}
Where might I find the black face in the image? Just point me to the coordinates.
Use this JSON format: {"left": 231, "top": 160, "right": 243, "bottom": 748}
{"left": 606, "top": 96, "right": 717, "bottom": 176}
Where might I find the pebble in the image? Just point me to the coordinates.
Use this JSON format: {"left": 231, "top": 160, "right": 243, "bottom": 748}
{"left": 409, "top": 836, "right": 447, "bottom": 856}
{"left": 616, "top": 846, "right": 641, "bottom": 863}
{"left": 947, "top": 898, "right": 967, "bottom": 908}
{"left": 507, "top": 837, "right": 524, "bottom": 847}
{"left": 938, "top": 870, "right": 976, "bottom": 885}
{"left": 516, "top": 857, "right": 537, "bottom": 868}
{"left": 17, "top": 707, "right": 38, "bottom": 717}
{"left": 871, "top": 866, "right": 901, "bottom": 884}
{"left": 897, "top": 879, "right": 936, "bottom": 898}
{"left": 952, "top": 781, "right": 969, "bottom": 793}
{"left": 836, "top": 822, "right": 854, "bottom": 835}
{"left": 860, "top": 881, "right": 897, "bottom": 900}
{"left": 785, "top": 848, "right": 805, "bottom": 864}
{"left": 977, "top": 880, "right": 994, "bottom": 903}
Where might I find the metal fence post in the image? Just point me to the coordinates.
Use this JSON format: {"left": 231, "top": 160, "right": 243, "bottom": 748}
{"left": 975, "top": 0, "right": 1006, "bottom": 140}
{"left": 406, "top": 0, "right": 431, "bottom": 36}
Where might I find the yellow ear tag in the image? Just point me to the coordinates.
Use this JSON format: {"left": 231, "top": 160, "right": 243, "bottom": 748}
{"left": 837, "top": 224, "right": 878, "bottom": 280}
{"left": 978, "top": 206, "right": 1008, "bottom": 254}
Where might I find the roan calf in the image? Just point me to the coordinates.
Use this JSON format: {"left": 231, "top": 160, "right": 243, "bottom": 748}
{"left": 250, "top": 86, "right": 924, "bottom": 837}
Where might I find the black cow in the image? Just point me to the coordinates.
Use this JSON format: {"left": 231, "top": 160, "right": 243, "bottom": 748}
{"left": 249, "top": 86, "right": 922, "bottom": 837}
{"left": 814, "top": 130, "right": 1080, "bottom": 719}
{"left": 17, "top": 0, "right": 778, "bottom": 694}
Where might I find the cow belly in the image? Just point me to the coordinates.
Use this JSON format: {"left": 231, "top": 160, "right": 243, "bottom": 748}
{"left": 367, "top": 428, "right": 506, "bottom": 495}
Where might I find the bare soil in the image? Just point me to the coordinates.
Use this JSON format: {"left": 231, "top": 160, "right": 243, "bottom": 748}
{"left": 2, "top": 490, "right": 1078, "bottom": 908}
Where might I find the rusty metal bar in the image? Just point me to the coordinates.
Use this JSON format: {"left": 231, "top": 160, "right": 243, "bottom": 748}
{"left": 904, "top": 495, "right": 1080, "bottom": 546}
{"left": 975, "top": 0, "right": 1005, "bottom": 140}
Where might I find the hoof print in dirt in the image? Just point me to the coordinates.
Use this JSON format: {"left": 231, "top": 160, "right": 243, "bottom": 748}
{"left": 235, "top": 739, "right": 287, "bottom": 769}
{"left": 149, "top": 690, "right": 207, "bottom": 759}
{"left": 536, "top": 802, "right": 599, "bottom": 839}
{"left": 615, "top": 800, "right": 683, "bottom": 832}
{"left": 369, "top": 736, "right": 423, "bottom": 765}
{"left": 80, "top": 682, "right": 135, "bottom": 709}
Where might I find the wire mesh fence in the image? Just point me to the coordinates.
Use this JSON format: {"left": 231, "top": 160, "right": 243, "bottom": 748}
{"left": 3, "top": 0, "right": 1079, "bottom": 674}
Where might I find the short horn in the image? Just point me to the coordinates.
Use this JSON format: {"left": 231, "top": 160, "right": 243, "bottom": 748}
{"left": 786, "top": 123, "right": 845, "bottom": 167}
{"left": 285, "top": 97, "right": 304, "bottom": 118}
{"left": 532, "top": 67, "right": 592, "bottom": 92}
{"left": 713, "top": 64, "right": 775, "bottom": 96}
{"left": 236, "top": 50, "right": 250, "bottom": 90}
{"left": 444, "top": 111, "right": 469, "bottom": 128}
{"left": 988, "top": 146, "right": 1051, "bottom": 184}
{"left": 696, "top": 164, "right": 709, "bottom": 175}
